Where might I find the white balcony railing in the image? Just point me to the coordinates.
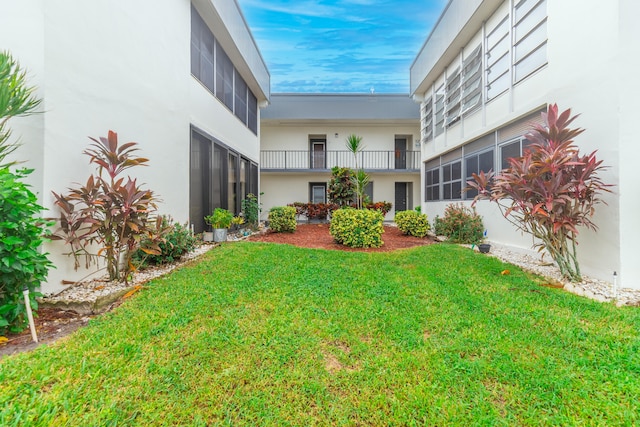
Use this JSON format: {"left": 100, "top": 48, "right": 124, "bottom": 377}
{"left": 261, "top": 150, "right": 420, "bottom": 171}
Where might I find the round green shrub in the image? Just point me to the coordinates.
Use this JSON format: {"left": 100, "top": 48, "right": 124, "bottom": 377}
{"left": 433, "top": 203, "right": 484, "bottom": 244}
{"left": 330, "top": 208, "right": 384, "bottom": 248}
{"left": 268, "top": 206, "right": 297, "bottom": 233}
{"left": 394, "top": 210, "right": 430, "bottom": 237}
{"left": 0, "top": 168, "right": 53, "bottom": 334}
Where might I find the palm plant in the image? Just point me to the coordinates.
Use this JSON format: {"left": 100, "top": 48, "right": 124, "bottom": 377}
{"left": 345, "top": 134, "right": 369, "bottom": 209}
{"left": 345, "top": 134, "right": 364, "bottom": 169}
{"left": 0, "top": 51, "right": 42, "bottom": 167}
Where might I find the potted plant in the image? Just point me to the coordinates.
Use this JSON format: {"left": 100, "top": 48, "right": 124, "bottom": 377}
{"left": 204, "top": 208, "right": 234, "bottom": 242}
{"left": 478, "top": 230, "right": 491, "bottom": 253}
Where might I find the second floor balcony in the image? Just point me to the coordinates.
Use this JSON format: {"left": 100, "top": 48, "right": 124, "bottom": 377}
{"left": 261, "top": 150, "right": 420, "bottom": 172}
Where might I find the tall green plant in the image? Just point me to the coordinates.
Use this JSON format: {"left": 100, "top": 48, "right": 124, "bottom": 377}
{"left": 51, "top": 131, "right": 165, "bottom": 282}
{"left": 344, "top": 134, "right": 370, "bottom": 209}
{"left": 353, "top": 169, "right": 370, "bottom": 209}
{"left": 0, "top": 51, "right": 42, "bottom": 168}
{"left": 241, "top": 193, "right": 261, "bottom": 230}
{"left": 468, "top": 104, "right": 612, "bottom": 281}
{"left": 345, "top": 134, "right": 364, "bottom": 170}
{"left": 328, "top": 166, "right": 355, "bottom": 207}
{"left": 0, "top": 50, "right": 51, "bottom": 334}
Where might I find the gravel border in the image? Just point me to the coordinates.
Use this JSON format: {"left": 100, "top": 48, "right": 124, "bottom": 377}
{"left": 479, "top": 241, "right": 639, "bottom": 307}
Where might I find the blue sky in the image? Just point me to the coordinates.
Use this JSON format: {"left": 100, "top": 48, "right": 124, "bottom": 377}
{"left": 238, "top": 0, "right": 448, "bottom": 94}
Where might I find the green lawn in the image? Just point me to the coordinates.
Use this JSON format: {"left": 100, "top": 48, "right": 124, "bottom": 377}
{"left": 1, "top": 242, "right": 639, "bottom": 426}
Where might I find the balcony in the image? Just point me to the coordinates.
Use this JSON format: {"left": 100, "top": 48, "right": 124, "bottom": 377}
{"left": 260, "top": 150, "right": 420, "bottom": 172}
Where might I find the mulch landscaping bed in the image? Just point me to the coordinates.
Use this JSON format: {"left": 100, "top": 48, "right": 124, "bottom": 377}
{"left": 249, "top": 223, "right": 435, "bottom": 252}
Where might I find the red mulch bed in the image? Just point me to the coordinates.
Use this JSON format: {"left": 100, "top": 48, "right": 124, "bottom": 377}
{"left": 248, "top": 223, "right": 435, "bottom": 252}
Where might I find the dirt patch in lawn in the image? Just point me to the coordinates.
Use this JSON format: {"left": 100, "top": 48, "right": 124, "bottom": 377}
{"left": 0, "top": 308, "right": 95, "bottom": 359}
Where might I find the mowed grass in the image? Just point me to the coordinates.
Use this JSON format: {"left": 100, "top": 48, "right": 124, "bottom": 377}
{"left": 1, "top": 242, "right": 639, "bottom": 426}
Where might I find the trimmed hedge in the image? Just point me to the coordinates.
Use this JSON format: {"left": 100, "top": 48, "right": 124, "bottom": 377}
{"left": 394, "top": 210, "right": 430, "bottom": 237}
{"left": 330, "top": 208, "right": 384, "bottom": 248}
{"left": 268, "top": 206, "right": 297, "bottom": 233}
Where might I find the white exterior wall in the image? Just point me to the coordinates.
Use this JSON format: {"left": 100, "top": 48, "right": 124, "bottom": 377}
{"left": 0, "top": 0, "right": 267, "bottom": 294}
{"left": 261, "top": 172, "right": 419, "bottom": 221}
{"left": 412, "top": 0, "right": 639, "bottom": 288}
{"left": 261, "top": 122, "right": 420, "bottom": 219}
{"left": 261, "top": 124, "right": 418, "bottom": 152}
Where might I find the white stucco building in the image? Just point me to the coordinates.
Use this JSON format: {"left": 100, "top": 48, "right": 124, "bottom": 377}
{"left": 260, "top": 94, "right": 421, "bottom": 220}
{"left": 411, "top": 0, "right": 639, "bottom": 288}
{"left": 0, "top": 0, "right": 270, "bottom": 294}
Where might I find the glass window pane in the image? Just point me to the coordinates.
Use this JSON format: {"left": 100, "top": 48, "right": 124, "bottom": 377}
{"left": 514, "top": 43, "right": 547, "bottom": 82}
{"left": 479, "top": 150, "right": 494, "bottom": 172}
{"left": 443, "top": 164, "right": 451, "bottom": 182}
{"left": 451, "top": 161, "right": 461, "bottom": 180}
{"left": 465, "top": 155, "right": 479, "bottom": 179}
{"left": 486, "top": 17, "right": 509, "bottom": 50}
{"left": 486, "top": 37, "right": 510, "bottom": 68}
{"left": 514, "top": 20, "right": 547, "bottom": 63}
{"left": 452, "top": 181, "right": 462, "bottom": 199}
{"left": 501, "top": 141, "right": 521, "bottom": 169}
{"left": 514, "top": 1, "right": 547, "bottom": 42}
{"left": 443, "top": 183, "right": 451, "bottom": 200}
{"left": 487, "top": 72, "right": 509, "bottom": 100}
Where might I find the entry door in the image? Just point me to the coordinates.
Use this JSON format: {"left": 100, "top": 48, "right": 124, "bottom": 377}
{"left": 311, "top": 139, "right": 326, "bottom": 169}
{"left": 395, "top": 138, "right": 407, "bottom": 169}
{"left": 395, "top": 182, "right": 407, "bottom": 212}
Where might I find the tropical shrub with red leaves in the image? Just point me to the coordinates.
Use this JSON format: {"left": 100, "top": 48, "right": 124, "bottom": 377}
{"left": 365, "top": 201, "right": 392, "bottom": 216}
{"left": 51, "top": 131, "right": 166, "bottom": 283}
{"left": 467, "top": 104, "right": 611, "bottom": 281}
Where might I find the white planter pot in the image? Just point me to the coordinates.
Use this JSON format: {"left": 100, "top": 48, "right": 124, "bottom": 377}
{"left": 202, "top": 231, "right": 214, "bottom": 242}
{"left": 213, "top": 228, "right": 228, "bottom": 242}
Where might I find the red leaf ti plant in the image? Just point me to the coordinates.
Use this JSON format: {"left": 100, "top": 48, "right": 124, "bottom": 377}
{"left": 467, "top": 104, "right": 612, "bottom": 281}
{"left": 51, "top": 131, "right": 167, "bottom": 283}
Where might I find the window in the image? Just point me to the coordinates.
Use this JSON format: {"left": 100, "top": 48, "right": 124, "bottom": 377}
{"left": 364, "top": 182, "right": 374, "bottom": 202}
{"left": 445, "top": 67, "right": 461, "bottom": 126}
{"left": 442, "top": 160, "right": 462, "bottom": 200}
{"left": 461, "top": 46, "right": 482, "bottom": 115}
{"left": 248, "top": 91, "right": 258, "bottom": 134}
{"left": 234, "top": 70, "right": 248, "bottom": 124}
{"left": 500, "top": 138, "right": 532, "bottom": 169}
{"left": 422, "top": 96, "right": 433, "bottom": 143}
{"left": 485, "top": 15, "right": 510, "bottom": 100}
{"left": 190, "top": 128, "right": 258, "bottom": 231}
{"left": 434, "top": 85, "right": 445, "bottom": 137}
{"left": 464, "top": 149, "right": 494, "bottom": 199}
{"left": 513, "top": 0, "right": 547, "bottom": 83}
{"left": 310, "top": 183, "right": 327, "bottom": 204}
{"left": 425, "top": 167, "right": 440, "bottom": 201}
{"left": 249, "top": 162, "right": 259, "bottom": 196}
{"left": 216, "top": 46, "right": 234, "bottom": 111}
{"left": 190, "top": 6, "right": 215, "bottom": 93}
{"left": 191, "top": 6, "right": 260, "bottom": 135}
{"left": 190, "top": 130, "right": 227, "bottom": 232}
